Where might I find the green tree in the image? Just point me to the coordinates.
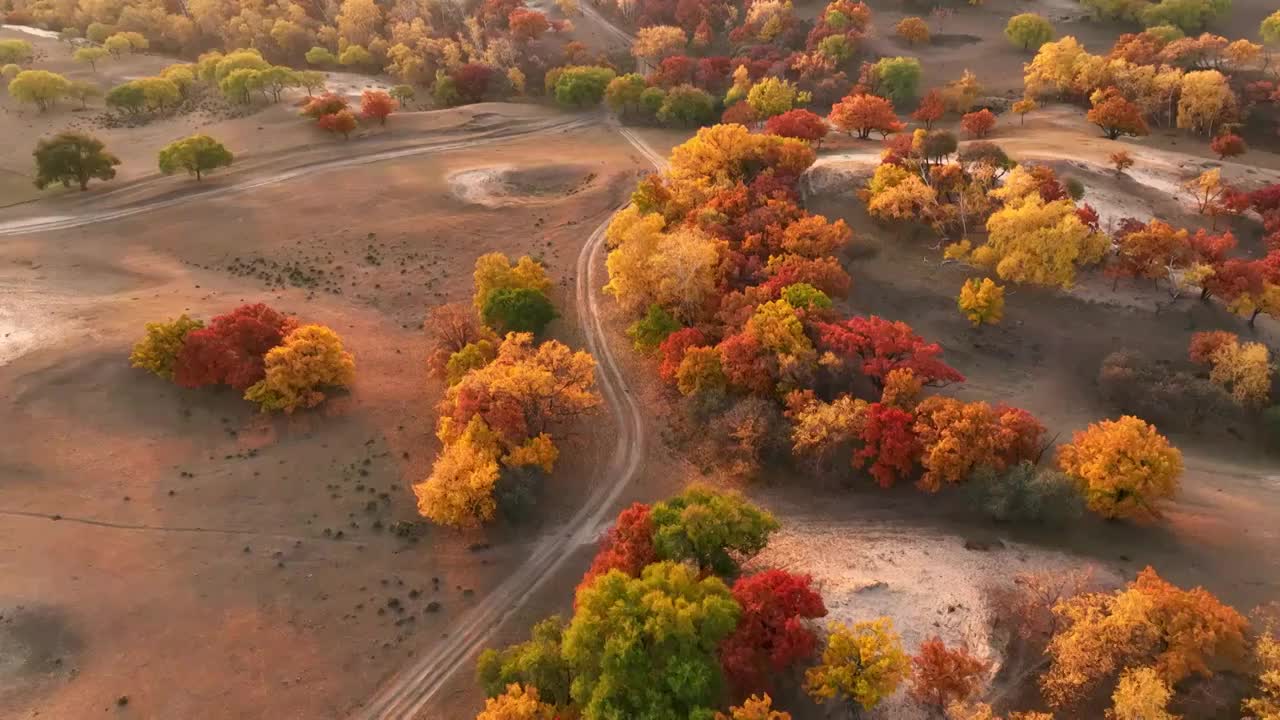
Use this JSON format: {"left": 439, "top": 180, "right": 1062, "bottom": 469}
{"left": 1263, "top": 10, "right": 1280, "bottom": 45}
{"left": 9, "top": 70, "right": 70, "bottom": 111}
{"left": 873, "top": 57, "right": 922, "bottom": 104}
{"left": 105, "top": 82, "right": 146, "bottom": 114}
{"left": 256, "top": 66, "right": 297, "bottom": 102}
{"left": 33, "top": 132, "right": 120, "bottom": 191}
{"left": 134, "top": 77, "right": 180, "bottom": 111}
{"left": 339, "top": 44, "right": 373, "bottom": 67}
{"left": 85, "top": 22, "right": 114, "bottom": 44}
{"left": 390, "top": 84, "right": 415, "bottom": 104}
{"left": 293, "top": 70, "right": 326, "bottom": 97}
{"left": 746, "top": 77, "right": 812, "bottom": 120}
{"left": 1, "top": 64, "right": 19, "bottom": 80}
{"left": 551, "top": 65, "right": 617, "bottom": 107}
{"left": 650, "top": 485, "right": 780, "bottom": 575}
{"left": 564, "top": 562, "right": 740, "bottom": 719}
{"left": 305, "top": 46, "right": 337, "bottom": 66}
{"left": 103, "top": 33, "right": 130, "bottom": 57}
{"left": 158, "top": 135, "right": 234, "bottom": 181}
{"left": 0, "top": 39, "right": 33, "bottom": 65}
{"left": 214, "top": 49, "right": 269, "bottom": 81}
{"left": 626, "top": 304, "right": 681, "bottom": 352}
{"left": 219, "top": 68, "right": 261, "bottom": 104}
{"left": 658, "top": 84, "right": 716, "bottom": 127}
{"left": 806, "top": 619, "right": 910, "bottom": 717}
{"left": 1140, "top": 0, "right": 1231, "bottom": 32}
{"left": 481, "top": 287, "right": 558, "bottom": 335}
{"left": 67, "top": 80, "right": 102, "bottom": 109}
{"left": 1005, "top": 13, "right": 1055, "bottom": 50}
{"left": 476, "top": 615, "right": 572, "bottom": 707}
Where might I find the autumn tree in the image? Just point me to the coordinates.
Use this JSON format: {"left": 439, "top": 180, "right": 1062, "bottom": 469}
{"left": 873, "top": 56, "right": 923, "bottom": 103}
{"left": 1108, "top": 667, "right": 1175, "bottom": 720}
{"left": 243, "top": 324, "right": 355, "bottom": 413}
{"left": 0, "top": 39, "right": 32, "bottom": 65}
{"left": 1056, "top": 415, "right": 1182, "bottom": 521}
{"left": 477, "top": 616, "right": 573, "bottom": 706}
{"left": 1189, "top": 331, "right": 1273, "bottom": 407}
{"left": 1108, "top": 219, "right": 1190, "bottom": 285}
{"left": 33, "top": 132, "right": 120, "bottom": 191}
{"left": 475, "top": 683, "right": 557, "bottom": 720}
{"left": 473, "top": 252, "right": 553, "bottom": 314}
{"left": 817, "top": 315, "right": 964, "bottom": 388}
{"left": 1110, "top": 150, "right": 1135, "bottom": 174}
{"left": 960, "top": 109, "right": 997, "bottom": 138}
{"left": 130, "top": 315, "right": 205, "bottom": 380}
{"left": 360, "top": 89, "right": 396, "bottom": 125}
{"left": 895, "top": 17, "right": 930, "bottom": 45}
{"left": 957, "top": 278, "right": 1005, "bottom": 326}
{"left": 1005, "top": 13, "right": 1054, "bottom": 50}
{"left": 482, "top": 288, "right": 558, "bottom": 335}
{"left": 650, "top": 485, "right": 779, "bottom": 575}
{"left": 765, "top": 109, "right": 829, "bottom": 147}
{"left": 577, "top": 502, "right": 656, "bottom": 595}
{"left": 74, "top": 46, "right": 108, "bottom": 71}
{"left": 564, "top": 562, "right": 740, "bottom": 719}
{"left": 414, "top": 415, "right": 502, "bottom": 528}
{"left": 1244, "top": 620, "right": 1280, "bottom": 719}
{"left": 317, "top": 109, "right": 357, "bottom": 138}
{"left": 1086, "top": 88, "right": 1149, "bottom": 140}
{"left": 626, "top": 304, "right": 681, "bottom": 352}
{"left": 746, "top": 77, "right": 811, "bottom": 120}
{"left": 604, "top": 208, "right": 719, "bottom": 320}
{"left": 913, "top": 396, "right": 1045, "bottom": 492}
{"left": 174, "top": 303, "right": 297, "bottom": 390}
{"left": 910, "top": 637, "right": 990, "bottom": 710}
{"left": 1209, "top": 132, "right": 1245, "bottom": 160}
{"left": 1176, "top": 70, "right": 1235, "bottom": 135}
{"left": 9, "top": 70, "right": 69, "bottom": 111}
{"left": 632, "top": 25, "right": 688, "bottom": 63}
{"left": 1012, "top": 98, "right": 1037, "bottom": 125}
{"left": 425, "top": 302, "right": 496, "bottom": 379}
{"left": 913, "top": 90, "right": 945, "bottom": 129}
{"left": 853, "top": 402, "right": 919, "bottom": 487}
{"left": 721, "top": 570, "right": 828, "bottom": 695}
{"left": 158, "top": 134, "right": 233, "bottom": 181}
{"left": 1041, "top": 566, "right": 1249, "bottom": 708}
{"left": 806, "top": 619, "right": 910, "bottom": 715}
{"left": 716, "top": 694, "right": 792, "bottom": 720}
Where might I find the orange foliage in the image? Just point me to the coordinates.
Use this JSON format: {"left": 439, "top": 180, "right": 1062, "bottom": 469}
{"left": 910, "top": 637, "right": 990, "bottom": 709}
{"left": 829, "top": 93, "right": 905, "bottom": 139}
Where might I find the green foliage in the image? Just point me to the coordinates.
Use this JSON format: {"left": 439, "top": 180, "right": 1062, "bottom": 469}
{"left": 650, "top": 485, "right": 780, "bottom": 575}
{"left": 781, "top": 282, "right": 833, "bottom": 311}
{"left": 305, "top": 46, "right": 337, "bottom": 65}
{"left": 8, "top": 70, "right": 70, "bottom": 111}
{"left": 626, "top": 304, "right": 681, "bottom": 352}
{"left": 103, "top": 31, "right": 147, "bottom": 55}
{"left": 481, "top": 287, "right": 558, "bottom": 335}
{"left": 339, "top": 44, "right": 372, "bottom": 66}
{"left": 1065, "top": 177, "right": 1085, "bottom": 200}
{"left": 214, "top": 49, "right": 268, "bottom": 81}
{"left": 296, "top": 70, "right": 326, "bottom": 96}
{"left": 1263, "top": 11, "right": 1280, "bottom": 45}
{"left": 390, "top": 84, "right": 415, "bottom": 104}
{"left": 219, "top": 68, "right": 261, "bottom": 103}
{"left": 476, "top": 615, "right": 572, "bottom": 706}
{"left": 105, "top": 81, "right": 145, "bottom": 113}
{"left": 158, "top": 135, "right": 234, "bottom": 181}
{"left": 67, "top": 80, "right": 101, "bottom": 108}
{"left": 564, "top": 562, "right": 740, "bottom": 720}
{"left": 1146, "top": 24, "right": 1185, "bottom": 41}
{"left": 551, "top": 65, "right": 617, "bottom": 107}
{"left": 605, "top": 73, "right": 648, "bottom": 116}
{"left": 818, "top": 34, "right": 854, "bottom": 62}
{"left": 873, "top": 56, "right": 922, "bottom": 104}
{"left": 658, "top": 84, "right": 716, "bottom": 127}
{"left": 0, "top": 39, "right": 33, "bottom": 65}
{"left": 433, "top": 70, "right": 461, "bottom": 107}
{"left": 85, "top": 22, "right": 114, "bottom": 43}
{"left": 446, "top": 340, "right": 497, "bottom": 385}
{"left": 965, "top": 461, "right": 1084, "bottom": 525}
{"left": 1140, "top": 0, "right": 1231, "bottom": 31}
{"left": 130, "top": 315, "right": 204, "bottom": 380}
{"left": 1004, "top": 13, "right": 1054, "bottom": 50}
{"left": 33, "top": 132, "right": 120, "bottom": 191}
{"left": 132, "top": 77, "right": 180, "bottom": 110}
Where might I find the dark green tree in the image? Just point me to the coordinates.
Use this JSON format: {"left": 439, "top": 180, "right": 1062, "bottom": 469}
{"left": 482, "top": 287, "right": 558, "bottom": 335}
{"left": 33, "top": 132, "right": 121, "bottom": 191}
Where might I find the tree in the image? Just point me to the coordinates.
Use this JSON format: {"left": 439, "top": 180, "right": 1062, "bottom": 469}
{"left": 508, "top": 8, "right": 551, "bottom": 41}
{"left": 1087, "top": 88, "right": 1149, "bottom": 139}
{"left": 817, "top": 315, "right": 964, "bottom": 388}
{"left": 910, "top": 638, "right": 989, "bottom": 710}
{"left": 564, "top": 562, "right": 740, "bottom": 719}
{"left": 1041, "top": 566, "right": 1248, "bottom": 708}
{"left": 9, "top": 70, "right": 69, "bottom": 111}
{"left": 873, "top": 56, "right": 923, "bottom": 103}
{"left": 766, "top": 109, "right": 828, "bottom": 146}
{"left": 960, "top": 109, "right": 997, "bottom": 138}
{"left": 1108, "top": 667, "right": 1175, "bottom": 720}
{"left": 747, "top": 77, "right": 811, "bottom": 120}
{"left": 1244, "top": 622, "right": 1280, "bottom": 718}
{"left": 649, "top": 485, "right": 779, "bottom": 575}
{"left": 895, "top": 17, "right": 930, "bottom": 45}
{"left": 805, "top": 619, "right": 910, "bottom": 716}
{"left": 475, "top": 684, "right": 557, "bottom": 720}
{"left": 829, "top": 93, "right": 905, "bottom": 139}
{"left": 425, "top": 302, "right": 495, "bottom": 378}
{"left": 477, "top": 616, "right": 572, "bottom": 706}
{"left": 1263, "top": 10, "right": 1280, "bottom": 46}
{"left": 67, "top": 80, "right": 101, "bottom": 109}
{"left": 716, "top": 695, "right": 791, "bottom": 720}
{"left": 1209, "top": 132, "right": 1245, "bottom": 159}
{"left": 551, "top": 66, "right": 617, "bottom": 108}
{"left": 482, "top": 288, "right": 558, "bottom": 335}
{"left": 104, "top": 31, "right": 147, "bottom": 56}
{"left": 1176, "top": 70, "right": 1235, "bottom": 136}
{"left": 218, "top": 69, "right": 260, "bottom": 104}
{"left": 74, "top": 47, "right": 108, "bottom": 71}
{"left": 1012, "top": 98, "right": 1037, "bottom": 125}
{"left": 390, "top": 84, "right": 414, "bottom": 105}
{"left": 33, "top": 132, "right": 120, "bottom": 191}
{"left": 130, "top": 315, "right": 205, "bottom": 380}
{"left": 1189, "top": 331, "right": 1273, "bottom": 407}
{"left": 912, "top": 90, "right": 945, "bottom": 129}
{"left": 174, "top": 303, "right": 297, "bottom": 390}
{"left": 318, "top": 109, "right": 357, "bottom": 138}
{"left": 474, "top": 252, "right": 553, "bottom": 313}
{"left": 1056, "top": 415, "right": 1182, "bottom": 521}
{"left": 957, "top": 278, "right": 1004, "bottom": 326}
{"left": 243, "top": 325, "right": 355, "bottom": 413}
{"left": 0, "top": 39, "right": 32, "bottom": 65}
{"left": 1005, "top": 13, "right": 1054, "bottom": 50}
{"left": 853, "top": 402, "right": 919, "bottom": 488}
{"left": 577, "top": 503, "right": 656, "bottom": 595}
{"left": 721, "top": 570, "right": 828, "bottom": 695}
{"left": 626, "top": 304, "right": 681, "bottom": 352}
{"left": 358, "top": 89, "right": 396, "bottom": 126}
{"left": 658, "top": 84, "right": 716, "bottom": 126}
{"left": 305, "top": 46, "right": 336, "bottom": 66}
{"left": 632, "top": 25, "right": 688, "bottom": 63}
{"left": 157, "top": 135, "right": 233, "bottom": 181}
{"left": 913, "top": 396, "right": 1044, "bottom": 492}
{"left": 455, "top": 63, "right": 496, "bottom": 104}
{"left": 1110, "top": 150, "right": 1135, "bottom": 174}
{"left": 414, "top": 416, "right": 502, "bottom": 528}
{"left": 338, "top": 45, "right": 373, "bottom": 67}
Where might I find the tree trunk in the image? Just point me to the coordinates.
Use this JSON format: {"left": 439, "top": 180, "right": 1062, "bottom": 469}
{"left": 1250, "top": 309, "right": 1260, "bottom": 326}
{"left": 195, "top": 168, "right": 202, "bottom": 181}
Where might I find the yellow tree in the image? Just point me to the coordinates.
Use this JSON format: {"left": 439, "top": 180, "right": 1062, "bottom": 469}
{"left": 676, "top": 346, "right": 726, "bottom": 397}
{"left": 473, "top": 252, "right": 553, "bottom": 311}
{"left": 716, "top": 694, "right": 792, "bottom": 720}
{"left": 336, "top": 0, "right": 383, "bottom": 47}
{"left": 1196, "top": 335, "right": 1273, "bottom": 407}
{"left": 1176, "top": 70, "right": 1235, "bottom": 136}
{"left": 130, "top": 314, "right": 205, "bottom": 380}
{"left": 1107, "top": 667, "right": 1176, "bottom": 720}
{"left": 1022, "top": 36, "right": 1094, "bottom": 98}
{"left": 414, "top": 416, "right": 502, "bottom": 529}
{"left": 1244, "top": 623, "right": 1280, "bottom": 719}
{"left": 1056, "top": 416, "right": 1181, "bottom": 521}
{"left": 631, "top": 25, "right": 687, "bottom": 63}
{"left": 746, "top": 77, "right": 811, "bottom": 120}
{"left": 244, "top": 324, "right": 357, "bottom": 413}
{"left": 603, "top": 207, "right": 720, "bottom": 321}
{"left": 476, "top": 683, "right": 557, "bottom": 720}
{"left": 805, "top": 618, "right": 910, "bottom": 715}
{"left": 957, "top": 278, "right": 1004, "bottom": 326}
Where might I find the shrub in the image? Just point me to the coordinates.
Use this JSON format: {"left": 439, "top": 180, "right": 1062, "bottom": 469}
{"left": 551, "top": 65, "right": 616, "bottom": 107}
{"left": 481, "top": 287, "right": 558, "bottom": 335}
{"left": 130, "top": 315, "right": 205, "bottom": 380}
{"left": 966, "top": 461, "right": 1084, "bottom": 525}
{"left": 1097, "top": 350, "right": 1229, "bottom": 430}
{"left": 174, "top": 303, "right": 297, "bottom": 390}
{"left": 244, "top": 324, "right": 356, "bottom": 412}
{"left": 626, "top": 304, "right": 681, "bottom": 352}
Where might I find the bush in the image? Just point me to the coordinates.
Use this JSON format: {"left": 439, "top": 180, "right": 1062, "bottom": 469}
{"left": 1064, "top": 177, "right": 1085, "bottom": 200}
{"left": 481, "top": 287, "right": 558, "bottom": 334}
{"left": 130, "top": 315, "right": 204, "bottom": 380}
{"left": 551, "top": 65, "right": 616, "bottom": 107}
{"left": 1098, "top": 350, "right": 1230, "bottom": 430}
{"left": 626, "top": 304, "right": 681, "bottom": 352}
{"left": 966, "top": 462, "right": 1084, "bottom": 525}
{"left": 243, "top": 324, "right": 356, "bottom": 413}
{"left": 174, "top": 303, "right": 297, "bottom": 390}
{"left": 657, "top": 84, "right": 716, "bottom": 127}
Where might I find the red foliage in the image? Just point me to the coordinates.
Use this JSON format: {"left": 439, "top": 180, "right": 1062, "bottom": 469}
{"left": 507, "top": 7, "right": 550, "bottom": 40}
{"left": 911, "top": 89, "right": 945, "bottom": 129}
{"left": 1209, "top": 133, "right": 1246, "bottom": 160}
{"left": 854, "top": 402, "right": 919, "bottom": 488}
{"left": 1204, "top": 258, "right": 1265, "bottom": 302}
{"left": 718, "top": 331, "right": 778, "bottom": 395}
{"left": 174, "top": 304, "right": 297, "bottom": 390}
{"left": 721, "top": 101, "right": 758, "bottom": 125}
{"left": 959, "top": 108, "right": 996, "bottom": 138}
{"left": 1189, "top": 229, "right": 1236, "bottom": 264}
{"left": 909, "top": 637, "right": 990, "bottom": 708}
{"left": 576, "top": 503, "right": 656, "bottom": 596}
{"left": 766, "top": 109, "right": 829, "bottom": 146}
{"left": 1188, "top": 330, "right": 1238, "bottom": 365}
{"left": 477, "top": 0, "right": 523, "bottom": 28}
{"left": 816, "top": 316, "right": 964, "bottom": 388}
{"left": 317, "top": 109, "right": 357, "bottom": 138}
{"left": 829, "top": 93, "right": 905, "bottom": 139}
{"left": 1087, "top": 88, "right": 1148, "bottom": 139}
{"left": 695, "top": 56, "right": 732, "bottom": 92}
{"left": 720, "top": 570, "right": 828, "bottom": 696}
{"left": 993, "top": 405, "right": 1046, "bottom": 466}
{"left": 650, "top": 54, "right": 696, "bottom": 87}
{"left": 658, "top": 327, "right": 708, "bottom": 382}
{"left": 762, "top": 255, "right": 851, "bottom": 298}
{"left": 454, "top": 63, "right": 495, "bottom": 103}
{"left": 300, "top": 92, "right": 348, "bottom": 118}
{"left": 450, "top": 382, "right": 530, "bottom": 442}
{"left": 1250, "top": 183, "right": 1280, "bottom": 216}
{"left": 359, "top": 90, "right": 396, "bottom": 126}
{"left": 1028, "top": 164, "right": 1067, "bottom": 202}
{"left": 1076, "top": 203, "right": 1100, "bottom": 230}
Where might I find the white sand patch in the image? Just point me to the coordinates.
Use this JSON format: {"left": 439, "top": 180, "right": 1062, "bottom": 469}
{"left": 448, "top": 166, "right": 516, "bottom": 207}
{"left": 1, "top": 24, "right": 60, "bottom": 39}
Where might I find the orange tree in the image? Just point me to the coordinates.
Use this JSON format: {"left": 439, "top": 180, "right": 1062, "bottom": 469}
{"left": 1056, "top": 415, "right": 1182, "bottom": 521}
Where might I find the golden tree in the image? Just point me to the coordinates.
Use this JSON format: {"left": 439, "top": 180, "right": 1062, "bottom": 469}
{"left": 1056, "top": 416, "right": 1181, "bottom": 521}
{"left": 473, "top": 252, "right": 552, "bottom": 312}
{"left": 957, "top": 278, "right": 1004, "bottom": 326}
{"left": 1244, "top": 622, "right": 1280, "bottom": 719}
{"left": 475, "top": 683, "right": 558, "bottom": 720}
{"left": 130, "top": 314, "right": 204, "bottom": 380}
{"left": 414, "top": 416, "right": 502, "bottom": 529}
{"left": 716, "top": 694, "right": 792, "bottom": 720}
{"left": 1107, "top": 667, "right": 1176, "bottom": 720}
{"left": 1189, "top": 332, "right": 1273, "bottom": 408}
{"left": 243, "top": 324, "right": 356, "bottom": 413}
{"left": 805, "top": 618, "right": 910, "bottom": 714}
{"left": 1176, "top": 70, "right": 1235, "bottom": 136}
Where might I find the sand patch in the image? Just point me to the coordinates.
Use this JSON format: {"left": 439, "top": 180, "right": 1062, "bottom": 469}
{"left": 448, "top": 164, "right": 598, "bottom": 207}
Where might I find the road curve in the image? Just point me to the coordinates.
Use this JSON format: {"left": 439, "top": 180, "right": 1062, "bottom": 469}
{"left": 0, "top": 114, "right": 595, "bottom": 236}
{"left": 354, "top": 128, "right": 665, "bottom": 720}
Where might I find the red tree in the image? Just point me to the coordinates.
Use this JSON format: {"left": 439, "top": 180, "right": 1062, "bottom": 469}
{"left": 855, "top": 402, "right": 919, "bottom": 487}
{"left": 454, "top": 63, "right": 495, "bottom": 103}
{"left": 909, "top": 637, "right": 990, "bottom": 709}
{"left": 817, "top": 316, "right": 964, "bottom": 388}
{"left": 720, "top": 570, "right": 828, "bottom": 696}
{"left": 508, "top": 8, "right": 550, "bottom": 40}
{"left": 658, "top": 327, "right": 707, "bottom": 382}
{"left": 360, "top": 90, "right": 396, "bottom": 126}
{"left": 722, "top": 101, "right": 758, "bottom": 125}
{"left": 174, "top": 304, "right": 297, "bottom": 389}
{"left": 828, "top": 93, "right": 905, "bottom": 139}
{"left": 718, "top": 331, "right": 778, "bottom": 395}
{"left": 300, "top": 92, "right": 348, "bottom": 118}
{"left": 1190, "top": 228, "right": 1236, "bottom": 264}
{"left": 959, "top": 108, "right": 997, "bottom": 138}
{"left": 317, "top": 109, "right": 357, "bottom": 138}
{"left": 766, "top": 109, "right": 829, "bottom": 147}
{"left": 1210, "top": 133, "right": 1246, "bottom": 160}
{"left": 911, "top": 89, "right": 944, "bottom": 129}
{"left": 576, "top": 503, "right": 656, "bottom": 596}
{"left": 1086, "top": 88, "right": 1148, "bottom": 139}
{"left": 650, "top": 54, "right": 696, "bottom": 87}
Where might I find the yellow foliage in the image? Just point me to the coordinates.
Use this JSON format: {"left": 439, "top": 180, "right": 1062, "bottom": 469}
{"left": 789, "top": 393, "right": 867, "bottom": 456}
{"left": 676, "top": 346, "right": 726, "bottom": 397}
{"left": 1107, "top": 667, "right": 1177, "bottom": 720}
{"left": 1244, "top": 626, "right": 1280, "bottom": 719}
{"left": 1177, "top": 70, "right": 1235, "bottom": 135}
{"left": 504, "top": 433, "right": 559, "bottom": 473}
{"left": 716, "top": 694, "right": 792, "bottom": 720}
{"left": 1022, "top": 36, "right": 1096, "bottom": 98}
{"left": 473, "top": 252, "right": 552, "bottom": 311}
{"left": 631, "top": 24, "right": 687, "bottom": 62}
{"left": 747, "top": 299, "right": 813, "bottom": 357}
{"left": 129, "top": 314, "right": 204, "bottom": 380}
{"left": 1205, "top": 336, "right": 1273, "bottom": 407}
{"left": 880, "top": 368, "right": 922, "bottom": 408}
{"left": 476, "top": 683, "right": 558, "bottom": 720}
{"left": 868, "top": 174, "right": 937, "bottom": 223}
{"left": 414, "top": 416, "right": 502, "bottom": 529}
{"left": 604, "top": 207, "right": 720, "bottom": 321}
{"left": 982, "top": 171, "right": 1107, "bottom": 287}
{"left": 946, "top": 703, "right": 1055, "bottom": 720}
{"left": 957, "top": 277, "right": 1005, "bottom": 326}
{"left": 244, "top": 324, "right": 356, "bottom": 413}
{"left": 944, "top": 240, "right": 974, "bottom": 261}
{"left": 446, "top": 339, "right": 497, "bottom": 386}
{"left": 806, "top": 618, "right": 910, "bottom": 712}
{"left": 1056, "top": 416, "right": 1181, "bottom": 521}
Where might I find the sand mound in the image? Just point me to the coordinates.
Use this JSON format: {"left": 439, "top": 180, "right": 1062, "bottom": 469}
{"left": 448, "top": 164, "right": 597, "bottom": 207}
